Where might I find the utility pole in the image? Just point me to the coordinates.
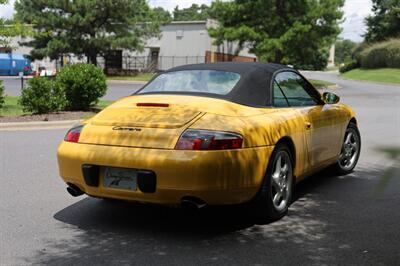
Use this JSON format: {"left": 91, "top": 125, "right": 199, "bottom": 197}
{"left": 19, "top": 71, "right": 24, "bottom": 90}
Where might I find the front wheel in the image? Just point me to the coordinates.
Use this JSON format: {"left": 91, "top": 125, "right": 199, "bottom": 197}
{"left": 334, "top": 122, "right": 361, "bottom": 175}
{"left": 252, "top": 143, "right": 294, "bottom": 222}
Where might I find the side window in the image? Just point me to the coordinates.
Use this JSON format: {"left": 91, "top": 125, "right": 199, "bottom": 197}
{"left": 273, "top": 81, "right": 289, "bottom": 107}
{"left": 275, "top": 72, "right": 318, "bottom": 107}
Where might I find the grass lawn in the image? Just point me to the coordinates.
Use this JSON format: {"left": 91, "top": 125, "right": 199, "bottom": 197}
{"left": 96, "top": 99, "right": 113, "bottom": 109}
{"left": 341, "top": 68, "right": 400, "bottom": 84}
{"left": 0, "top": 96, "right": 27, "bottom": 116}
{"left": 107, "top": 73, "right": 155, "bottom": 82}
{"left": 0, "top": 96, "right": 113, "bottom": 117}
{"left": 309, "top": 79, "right": 336, "bottom": 89}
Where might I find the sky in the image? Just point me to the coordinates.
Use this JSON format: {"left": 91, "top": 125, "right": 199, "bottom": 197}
{"left": 0, "top": 0, "right": 372, "bottom": 42}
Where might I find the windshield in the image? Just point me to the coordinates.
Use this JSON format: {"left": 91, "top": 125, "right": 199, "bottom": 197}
{"left": 138, "top": 70, "right": 241, "bottom": 95}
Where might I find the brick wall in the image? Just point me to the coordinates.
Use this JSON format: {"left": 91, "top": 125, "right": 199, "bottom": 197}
{"left": 205, "top": 51, "right": 257, "bottom": 63}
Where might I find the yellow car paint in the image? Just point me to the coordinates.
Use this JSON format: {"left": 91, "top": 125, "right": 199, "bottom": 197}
{"left": 57, "top": 94, "right": 356, "bottom": 205}
{"left": 58, "top": 141, "right": 273, "bottom": 205}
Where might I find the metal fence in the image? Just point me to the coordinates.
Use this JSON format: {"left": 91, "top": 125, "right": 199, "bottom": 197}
{"left": 97, "top": 55, "right": 206, "bottom": 74}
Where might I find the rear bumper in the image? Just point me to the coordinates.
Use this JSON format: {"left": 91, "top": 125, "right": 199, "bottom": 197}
{"left": 57, "top": 141, "right": 274, "bottom": 205}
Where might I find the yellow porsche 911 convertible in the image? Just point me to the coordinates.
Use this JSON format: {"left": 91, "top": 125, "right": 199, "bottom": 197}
{"left": 57, "top": 62, "right": 361, "bottom": 221}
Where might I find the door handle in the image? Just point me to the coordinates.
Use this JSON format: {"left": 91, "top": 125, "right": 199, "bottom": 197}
{"left": 305, "top": 122, "right": 312, "bottom": 130}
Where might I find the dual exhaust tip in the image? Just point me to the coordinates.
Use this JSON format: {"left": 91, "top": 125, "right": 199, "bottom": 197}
{"left": 66, "top": 183, "right": 84, "bottom": 197}
{"left": 66, "top": 184, "right": 207, "bottom": 210}
{"left": 181, "top": 196, "right": 207, "bottom": 210}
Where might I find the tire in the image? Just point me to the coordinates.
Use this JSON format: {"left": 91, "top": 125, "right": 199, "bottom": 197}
{"left": 333, "top": 122, "right": 361, "bottom": 175}
{"left": 251, "top": 143, "right": 294, "bottom": 223}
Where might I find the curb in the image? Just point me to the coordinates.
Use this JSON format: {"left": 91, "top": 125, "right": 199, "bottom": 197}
{"left": 315, "top": 84, "right": 341, "bottom": 90}
{"left": 326, "top": 84, "right": 341, "bottom": 90}
{"left": 0, "top": 120, "right": 79, "bottom": 131}
{"left": 338, "top": 76, "right": 400, "bottom": 86}
{"left": 0, "top": 76, "right": 34, "bottom": 80}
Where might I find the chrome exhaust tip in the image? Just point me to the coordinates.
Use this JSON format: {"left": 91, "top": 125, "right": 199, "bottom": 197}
{"left": 66, "top": 184, "right": 84, "bottom": 197}
{"left": 181, "top": 197, "right": 207, "bottom": 210}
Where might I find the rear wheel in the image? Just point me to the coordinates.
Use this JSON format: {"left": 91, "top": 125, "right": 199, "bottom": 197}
{"left": 333, "top": 122, "right": 361, "bottom": 175}
{"left": 252, "top": 143, "right": 294, "bottom": 222}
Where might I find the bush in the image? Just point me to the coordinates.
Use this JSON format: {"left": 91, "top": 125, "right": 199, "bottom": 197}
{"left": 352, "top": 42, "right": 370, "bottom": 65}
{"left": 0, "top": 80, "right": 5, "bottom": 109}
{"left": 56, "top": 64, "right": 107, "bottom": 111}
{"left": 339, "top": 60, "right": 360, "bottom": 73}
{"left": 291, "top": 48, "right": 329, "bottom": 71}
{"left": 335, "top": 39, "right": 357, "bottom": 65}
{"left": 19, "top": 77, "right": 65, "bottom": 114}
{"left": 360, "top": 39, "right": 400, "bottom": 68}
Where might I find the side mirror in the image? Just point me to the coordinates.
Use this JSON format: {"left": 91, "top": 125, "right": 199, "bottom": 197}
{"left": 322, "top": 92, "right": 340, "bottom": 104}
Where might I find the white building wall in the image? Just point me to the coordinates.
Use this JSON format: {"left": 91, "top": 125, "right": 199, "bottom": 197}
{"left": 130, "top": 22, "right": 210, "bottom": 57}
{"left": 126, "top": 21, "right": 210, "bottom": 70}
{"left": 128, "top": 20, "right": 257, "bottom": 70}
{"left": 160, "top": 22, "right": 210, "bottom": 57}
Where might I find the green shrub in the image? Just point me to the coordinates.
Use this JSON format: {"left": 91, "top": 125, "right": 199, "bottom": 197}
{"left": 339, "top": 60, "right": 360, "bottom": 73}
{"left": 352, "top": 42, "right": 370, "bottom": 65}
{"left": 291, "top": 49, "right": 329, "bottom": 71}
{"left": 335, "top": 39, "right": 357, "bottom": 65}
{"left": 360, "top": 39, "right": 400, "bottom": 68}
{"left": 56, "top": 64, "right": 107, "bottom": 111}
{"left": 0, "top": 80, "right": 5, "bottom": 109}
{"left": 19, "top": 77, "right": 65, "bottom": 114}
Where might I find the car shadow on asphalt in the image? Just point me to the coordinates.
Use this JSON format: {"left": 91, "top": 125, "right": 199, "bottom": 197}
{"left": 51, "top": 167, "right": 347, "bottom": 237}
{"left": 28, "top": 165, "right": 397, "bottom": 265}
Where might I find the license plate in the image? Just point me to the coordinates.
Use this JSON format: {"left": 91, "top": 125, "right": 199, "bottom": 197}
{"left": 104, "top": 167, "right": 137, "bottom": 191}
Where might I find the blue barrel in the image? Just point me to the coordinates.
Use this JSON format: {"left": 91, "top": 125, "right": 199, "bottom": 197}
{"left": 0, "top": 53, "right": 31, "bottom": 76}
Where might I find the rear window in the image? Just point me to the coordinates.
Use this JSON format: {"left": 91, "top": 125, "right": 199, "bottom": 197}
{"left": 138, "top": 70, "right": 241, "bottom": 95}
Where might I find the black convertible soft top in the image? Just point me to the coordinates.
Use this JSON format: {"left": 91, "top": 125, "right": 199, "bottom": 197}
{"left": 138, "top": 62, "right": 297, "bottom": 107}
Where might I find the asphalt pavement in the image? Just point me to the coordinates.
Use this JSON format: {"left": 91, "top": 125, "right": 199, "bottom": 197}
{"left": 1, "top": 72, "right": 400, "bottom": 265}
{"left": 0, "top": 76, "right": 144, "bottom": 100}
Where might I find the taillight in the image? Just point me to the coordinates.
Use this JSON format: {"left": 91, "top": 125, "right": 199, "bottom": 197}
{"left": 175, "top": 129, "right": 243, "bottom": 150}
{"left": 64, "top": 125, "right": 84, "bottom": 143}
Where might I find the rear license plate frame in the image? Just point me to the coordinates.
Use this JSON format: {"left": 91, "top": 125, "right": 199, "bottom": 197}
{"left": 104, "top": 167, "right": 138, "bottom": 191}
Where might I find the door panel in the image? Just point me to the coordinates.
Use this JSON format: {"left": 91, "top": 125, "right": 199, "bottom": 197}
{"left": 297, "top": 105, "right": 344, "bottom": 168}
{"left": 274, "top": 71, "right": 344, "bottom": 170}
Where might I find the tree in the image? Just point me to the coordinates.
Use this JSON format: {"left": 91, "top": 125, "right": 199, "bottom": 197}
{"left": 0, "top": 0, "right": 31, "bottom": 49}
{"left": 153, "top": 7, "right": 172, "bottom": 24}
{"left": 364, "top": 0, "right": 400, "bottom": 43}
{"left": 173, "top": 4, "right": 211, "bottom": 21}
{"left": 335, "top": 39, "right": 357, "bottom": 64}
{"left": 14, "top": 0, "right": 163, "bottom": 65}
{"left": 0, "top": 0, "right": 8, "bottom": 47}
{"left": 0, "top": 0, "right": 12, "bottom": 47}
{"left": 209, "top": 0, "right": 345, "bottom": 70}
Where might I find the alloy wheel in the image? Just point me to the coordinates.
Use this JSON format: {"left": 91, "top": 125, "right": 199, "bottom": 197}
{"left": 271, "top": 151, "right": 293, "bottom": 212}
{"left": 339, "top": 128, "right": 360, "bottom": 171}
